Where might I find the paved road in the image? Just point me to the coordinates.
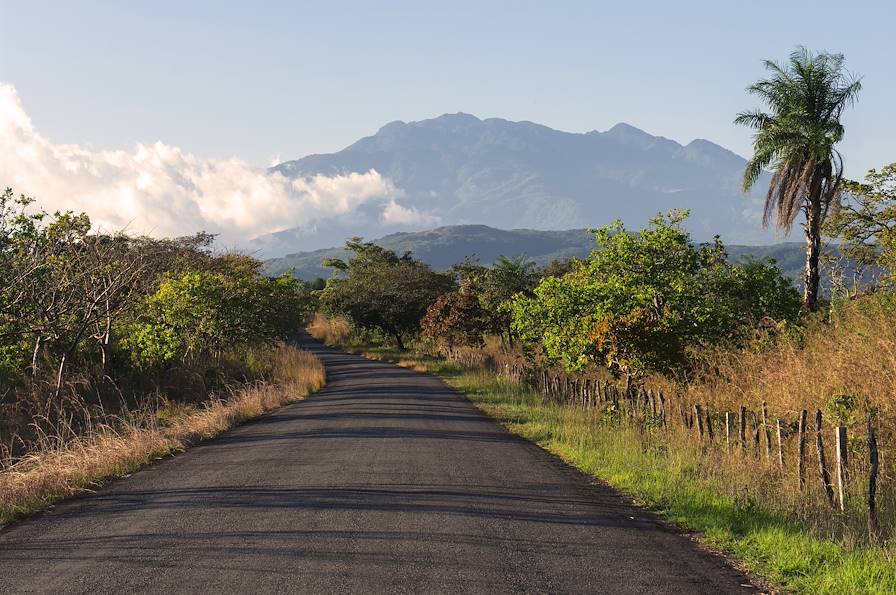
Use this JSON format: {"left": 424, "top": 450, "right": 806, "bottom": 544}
{"left": 0, "top": 341, "right": 756, "bottom": 594}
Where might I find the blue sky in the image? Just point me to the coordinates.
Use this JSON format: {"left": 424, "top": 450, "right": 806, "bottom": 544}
{"left": 2, "top": 0, "right": 892, "bottom": 175}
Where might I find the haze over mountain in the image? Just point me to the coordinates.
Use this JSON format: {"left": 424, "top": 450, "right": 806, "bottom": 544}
{"left": 256, "top": 113, "right": 776, "bottom": 256}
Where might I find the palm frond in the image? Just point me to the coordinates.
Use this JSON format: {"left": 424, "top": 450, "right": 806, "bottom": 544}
{"left": 736, "top": 47, "right": 861, "bottom": 236}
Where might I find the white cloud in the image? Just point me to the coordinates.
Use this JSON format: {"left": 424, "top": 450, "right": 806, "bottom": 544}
{"left": 0, "top": 82, "right": 417, "bottom": 248}
{"left": 381, "top": 198, "right": 439, "bottom": 225}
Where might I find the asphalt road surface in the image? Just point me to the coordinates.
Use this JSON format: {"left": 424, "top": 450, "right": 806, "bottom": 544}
{"left": 0, "top": 341, "right": 756, "bottom": 594}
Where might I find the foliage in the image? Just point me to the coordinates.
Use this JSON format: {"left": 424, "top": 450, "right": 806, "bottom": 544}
{"left": 418, "top": 255, "right": 538, "bottom": 350}
{"left": 540, "top": 257, "right": 579, "bottom": 279}
{"left": 124, "top": 261, "right": 310, "bottom": 368}
{"left": 509, "top": 212, "right": 800, "bottom": 376}
{"left": 420, "top": 287, "right": 490, "bottom": 348}
{"left": 318, "top": 238, "right": 454, "bottom": 348}
{"left": 736, "top": 47, "right": 861, "bottom": 311}
{"left": 824, "top": 163, "right": 896, "bottom": 291}
{"left": 0, "top": 189, "right": 312, "bottom": 420}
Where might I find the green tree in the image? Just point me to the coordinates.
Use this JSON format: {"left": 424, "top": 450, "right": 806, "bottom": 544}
{"left": 319, "top": 239, "right": 454, "bottom": 349}
{"left": 509, "top": 212, "right": 800, "bottom": 376}
{"left": 123, "top": 257, "right": 310, "bottom": 368}
{"left": 540, "top": 257, "right": 579, "bottom": 279}
{"left": 824, "top": 163, "right": 896, "bottom": 292}
{"left": 736, "top": 47, "right": 861, "bottom": 312}
{"left": 445, "top": 255, "right": 536, "bottom": 345}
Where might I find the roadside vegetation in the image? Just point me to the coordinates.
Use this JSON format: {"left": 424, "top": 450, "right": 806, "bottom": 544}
{"left": 0, "top": 190, "right": 325, "bottom": 525}
{"left": 3, "top": 44, "right": 891, "bottom": 591}
{"left": 308, "top": 49, "right": 896, "bottom": 591}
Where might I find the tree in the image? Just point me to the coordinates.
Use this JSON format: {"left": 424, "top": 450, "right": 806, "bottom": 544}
{"left": 736, "top": 47, "right": 861, "bottom": 312}
{"left": 540, "top": 257, "right": 579, "bottom": 279}
{"left": 444, "top": 255, "right": 536, "bottom": 345}
{"left": 420, "top": 289, "right": 489, "bottom": 349}
{"left": 319, "top": 239, "right": 454, "bottom": 349}
{"left": 123, "top": 258, "right": 310, "bottom": 369}
{"left": 509, "top": 212, "right": 800, "bottom": 377}
{"left": 1, "top": 189, "right": 313, "bottom": 427}
{"left": 824, "top": 163, "right": 896, "bottom": 292}
{"left": 481, "top": 255, "right": 537, "bottom": 344}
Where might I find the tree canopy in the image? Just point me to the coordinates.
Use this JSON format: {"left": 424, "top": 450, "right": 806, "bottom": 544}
{"left": 824, "top": 163, "right": 896, "bottom": 290}
{"left": 509, "top": 212, "right": 800, "bottom": 376}
{"left": 0, "top": 189, "right": 312, "bottom": 402}
{"left": 318, "top": 238, "right": 454, "bottom": 348}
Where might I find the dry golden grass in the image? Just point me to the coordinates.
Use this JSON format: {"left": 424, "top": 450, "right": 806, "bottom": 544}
{"left": 307, "top": 313, "right": 353, "bottom": 347}
{"left": 683, "top": 296, "right": 896, "bottom": 421}
{"left": 0, "top": 344, "right": 325, "bottom": 527}
{"left": 656, "top": 296, "right": 896, "bottom": 537}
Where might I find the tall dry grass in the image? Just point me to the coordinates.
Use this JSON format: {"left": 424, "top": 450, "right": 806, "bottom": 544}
{"left": 682, "top": 295, "right": 896, "bottom": 421}
{"left": 0, "top": 344, "right": 325, "bottom": 527}
{"left": 307, "top": 312, "right": 353, "bottom": 347}
{"left": 661, "top": 295, "right": 896, "bottom": 540}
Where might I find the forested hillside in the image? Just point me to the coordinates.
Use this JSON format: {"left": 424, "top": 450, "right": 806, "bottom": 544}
{"left": 263, "top": 224, "right": 837, "bottom": 286}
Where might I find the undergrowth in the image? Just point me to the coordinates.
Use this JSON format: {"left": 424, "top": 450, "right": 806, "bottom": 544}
{"left": 0, "top": 344, "right": 325, "bottom": 527}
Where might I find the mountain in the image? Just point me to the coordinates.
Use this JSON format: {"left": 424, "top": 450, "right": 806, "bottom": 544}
{"left": 263, "top": 224, "right": 810, "bottom": 283}
{"left": 257, "top": 113, "right": 774, "bottom": 256}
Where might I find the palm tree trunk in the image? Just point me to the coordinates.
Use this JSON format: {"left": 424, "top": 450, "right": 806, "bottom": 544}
{"left": 803, "top": 169, "right": 824, "bottom": 312}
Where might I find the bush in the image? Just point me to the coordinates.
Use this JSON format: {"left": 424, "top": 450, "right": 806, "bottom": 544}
{"left": 510, "top": 212, "right": 800, "bottom": 376}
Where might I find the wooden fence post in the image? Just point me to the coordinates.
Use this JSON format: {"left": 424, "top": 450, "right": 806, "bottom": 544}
{"left": 659, "top": 394, "right": 666, "bottom": 426}
{"left": 706, "top": 409, "right": 714, "bottom": 441}
{"left": 725, "top": 412, "right": 733, "bottom": 452}
{"left": 693, "top": 404, "right": 704, "bottom": 440}
{"left": 739, "top": 406, "right": 747, "bottom": 450}
{"left": 815, "top": 409, "right": 835, "bottom": 508}
{"left": 752, "top": 414, "right": 761, "bottom": 459}
{"left": 798, "top": 410, "right": 807, "bottom": 490}
{"left": 835, "top": 426, "right": 848, "bottom": 512}
{"left": 868, "top": 413, "right": 880, "bottom": 541}
{"left": 762, "top": 402, "right": 772, "bottom": 461}
{"left": 776, "top": 418, "right": 785, "bottom": 470}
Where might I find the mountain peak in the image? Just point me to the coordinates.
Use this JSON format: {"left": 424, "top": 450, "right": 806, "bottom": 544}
{"left": 266, "top": 113, "right": 773, "bottom": 255}
{"left": 605, "top": 122, "right": 651, "bottom": 137}
{"left": 682, "top": 138, "right": 746, "bottom": 166}
{"left": 431, "top": 112, "right": 481, "bottom": 123}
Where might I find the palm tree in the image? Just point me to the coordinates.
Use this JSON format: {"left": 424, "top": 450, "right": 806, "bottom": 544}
{"left": 736, "top": 47, "right": 861, "bottom": 312}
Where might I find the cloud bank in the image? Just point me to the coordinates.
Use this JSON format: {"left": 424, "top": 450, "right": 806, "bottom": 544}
{"left": 0, "top": 83, "right": 433, "bottom": 249}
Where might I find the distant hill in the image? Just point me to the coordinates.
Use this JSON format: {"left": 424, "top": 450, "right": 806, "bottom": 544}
{"left": 264, "top": 224, "right": 812, "bottom": 283}
{"left": 255, "top": 113, "right": 777, "bottom": 256}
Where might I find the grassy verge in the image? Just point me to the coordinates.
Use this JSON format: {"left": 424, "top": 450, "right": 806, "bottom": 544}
{"left": 0, "top": 345, "right": 325, "bottom": 527}
{"left": 358, "top": 346, "right": 895, "bottom": 594}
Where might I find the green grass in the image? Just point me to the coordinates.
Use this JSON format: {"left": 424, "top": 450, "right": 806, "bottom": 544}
{"left": 361, "top": 345, "right": 894, "bottom": 594}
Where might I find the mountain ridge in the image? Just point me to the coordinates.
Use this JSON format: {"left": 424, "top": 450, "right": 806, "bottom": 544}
{"left": 263, "top": 224, "right": 807, "bottom": 283}
{"left": 258, "top": 113, "right": 772, "bottom": 256}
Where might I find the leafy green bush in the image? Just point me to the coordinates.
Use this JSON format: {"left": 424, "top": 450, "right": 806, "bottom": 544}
{"left": 123, "top": 265, "right": 311, "bottom": 368}
{"left": 509, "top": 211, "right": 800, "bottom": 376}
